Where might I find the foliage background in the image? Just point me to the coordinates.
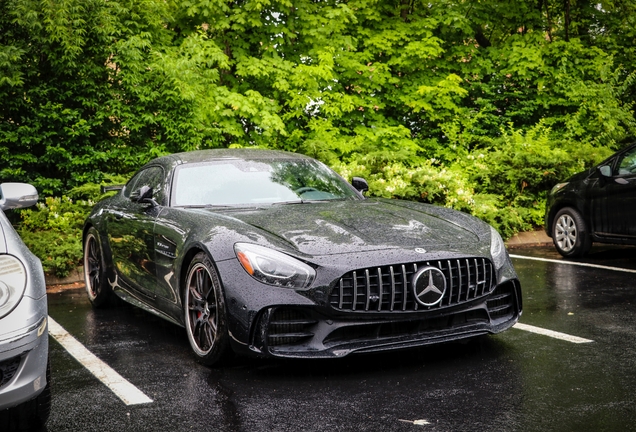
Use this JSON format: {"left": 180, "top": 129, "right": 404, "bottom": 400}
{"left": 1, "top": 0, "right": 635, "bottom": 276}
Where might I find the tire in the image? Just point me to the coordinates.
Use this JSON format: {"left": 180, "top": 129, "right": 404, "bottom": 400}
{"left": 83, "top": 227, "right": 114, "bottom": 307}
{"left": 0, "top": 361, "right": 51, "bottom": 431}
{"left": 552, "top": 207, "right": 592, "bottom": 257}
{"left": 183, "top": 252, "right": 231, "bottom": 366}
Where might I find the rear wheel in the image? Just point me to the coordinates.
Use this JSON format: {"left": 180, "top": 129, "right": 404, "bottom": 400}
{"left": 184, "top": 252, "right": 231, "bottom": 366}
{"left": 552, "top": 207, "right": 592, "bottom": 257}
{"left": 83, "top": 227, "right": 114, "bottom": 307}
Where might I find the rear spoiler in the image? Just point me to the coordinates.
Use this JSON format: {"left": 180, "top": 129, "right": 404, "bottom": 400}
{"left": 101, "top": 185, "right": 124, "bottom": 193}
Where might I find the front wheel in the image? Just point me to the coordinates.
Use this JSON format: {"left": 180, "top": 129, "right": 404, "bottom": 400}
{"left": 83, "top": 227, "right": 114, "bottom": 307}
{"left": 183, "top": 252, "right": 231, "bottom": 366}
{"left": 552, "top": 207, "right": 592, "bottom": 257}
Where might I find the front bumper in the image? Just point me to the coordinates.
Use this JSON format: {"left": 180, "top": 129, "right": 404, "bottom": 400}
{"left": 218, "top": 247, "right": 523, "bottom": 359}
{"left": 0, "top": 295, "right": 49, "bottom": 410}
{"left": 238, "top": 279, "right": 522, "bottom": 359}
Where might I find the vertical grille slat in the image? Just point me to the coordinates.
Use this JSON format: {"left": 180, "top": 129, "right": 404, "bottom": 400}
{"left": 458, "top": 260, "right": 464, "bottom": 303}
{"left": 330, "top": 257, "right": 495, "bottom": 312}
{"left": 482, "top": 259, "right": 488, "bottom": 296}
{"left": 446, "top": 260, "right": 453, "bottom": 307}
{"left": 389, "top": 266, "right": 396, "bottom": 311}
{"left": 377, "top": 268, "right": 383, "bottom": 312}
{"left": 365, "top": 269, "right": 371, "bottom": 311}
{"left": 465, "top": 259, "right": 471, "bottom": 301}
{"left": 412, "top": 263, "right": 418, "bottom": 311}
{"left": 401, "top": 265, "right": 408, "bottom": 311}
{"left": 352, "top": 271, "right": 358, "bottom": 311}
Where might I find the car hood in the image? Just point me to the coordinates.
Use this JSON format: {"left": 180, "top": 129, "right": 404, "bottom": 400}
{"left": 210, "top": 199, "right": 483, "bottom": 257}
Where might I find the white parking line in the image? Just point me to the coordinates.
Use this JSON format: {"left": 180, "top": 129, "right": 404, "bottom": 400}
{"left": 509, "top": 254, "right": 636, "bottom": 274}
{"left": 510, "top": 255, "right": 600, "bottom": 343}
{"left": 48, "top": 316, "right": 153, "bottom": 405}
{"left": 513, "top": 323, "right": 593, "bottom": 344}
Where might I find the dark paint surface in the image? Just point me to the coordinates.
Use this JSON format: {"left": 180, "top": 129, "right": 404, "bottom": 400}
{"left": 222, "top": 199, "right": 480, "bottom": 255}
{"left": 43, "top": 245, "right": 636, "bottom": 431}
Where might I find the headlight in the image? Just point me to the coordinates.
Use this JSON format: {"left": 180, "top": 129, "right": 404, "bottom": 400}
{"left": 234, "top": 243, "right": 315, "bottom": 289}
{"left": 490, "top": 226, "right": 508, "bottom": 270}
{"left": 0, "top": 255, "right": 27, "bottom": 319}
{"left": 550, "top": 182, "right": 569, "bottom": 195}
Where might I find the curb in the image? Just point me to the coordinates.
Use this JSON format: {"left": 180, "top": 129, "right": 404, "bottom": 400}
{"left": 505, "top": 229, "right": 553, "bottom": 249}
{"left": 46, "top": 266, "right": 84, "bottom": 286}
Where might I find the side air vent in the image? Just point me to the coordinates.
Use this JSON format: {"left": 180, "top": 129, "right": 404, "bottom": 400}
{"left": 267, "top": 308, "right": 317, "bottom": 347}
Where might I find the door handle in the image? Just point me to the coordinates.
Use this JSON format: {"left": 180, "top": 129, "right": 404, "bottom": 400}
{"left": 112, "top": 211, "right": 124, "bottom": 219}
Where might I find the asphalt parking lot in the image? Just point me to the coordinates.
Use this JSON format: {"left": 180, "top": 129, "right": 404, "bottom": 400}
{"left": 41, "top": 244, "right": 636, "bottom": 432}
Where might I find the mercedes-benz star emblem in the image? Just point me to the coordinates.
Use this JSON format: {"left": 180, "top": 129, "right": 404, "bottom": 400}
{"left": 412, "top": 266, "right": 447, "bottom": 307}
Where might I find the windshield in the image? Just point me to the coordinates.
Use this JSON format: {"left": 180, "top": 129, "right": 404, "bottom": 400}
{"left": 171, "top": 158, "right": 360, "bottom": 207}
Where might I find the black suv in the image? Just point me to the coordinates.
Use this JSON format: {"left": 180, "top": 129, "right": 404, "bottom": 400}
{"left": 545, "top": 143, "right": 636, "bottom": 257}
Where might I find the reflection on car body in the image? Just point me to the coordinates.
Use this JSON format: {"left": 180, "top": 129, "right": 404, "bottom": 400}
{"left": 0, "top": 183, "right": 50, "bottom": 431}
{"left": 546, "top": 143, "right": 636, "bottom": 257}
{"left": 83, "top": 149, "right": 523, "bottom": 366}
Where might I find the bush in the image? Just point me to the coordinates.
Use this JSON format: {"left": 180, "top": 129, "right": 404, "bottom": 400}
{"left": 16, "top": 175, "right": 128, "bottom": 278}
{"left": 17, "top": 196, "right": 91, "bottom": 278}
{"left": 332, "top": 125, "right": 614, "bottom": 239}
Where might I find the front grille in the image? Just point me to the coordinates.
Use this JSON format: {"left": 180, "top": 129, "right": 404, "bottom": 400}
{"left": 0, "top": 356, "right": 22, "bottom": 388}
{"left": 267, "top": 308, "right": 317, "bottom": 347}
{"left": 330, "top": 258, "right": 494, "bottom": 312}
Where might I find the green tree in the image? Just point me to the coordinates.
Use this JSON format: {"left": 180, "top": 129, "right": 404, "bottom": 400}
{"left": 2, "top": 0, "right": 635, "bottom": 244}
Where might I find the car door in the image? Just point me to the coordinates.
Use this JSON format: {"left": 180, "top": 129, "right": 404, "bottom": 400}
{"left": 591, "top": 146, "right": 636, "bottom": 239}
{"left": 107, "top": 166, "right": 165, "bottom": 296}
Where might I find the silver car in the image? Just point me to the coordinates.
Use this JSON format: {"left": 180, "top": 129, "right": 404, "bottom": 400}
{"left": 0, "top": 183, "right": 50, "bottom": 431}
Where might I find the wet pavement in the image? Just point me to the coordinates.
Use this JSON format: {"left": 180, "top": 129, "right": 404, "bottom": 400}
{"left": 42, "top": 244, "right": 636, "bottom": 431}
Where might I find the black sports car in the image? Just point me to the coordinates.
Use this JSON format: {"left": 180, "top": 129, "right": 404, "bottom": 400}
{"left": 83, "top": 149, "right": 522, "bottom": 365}
{"left": 545, "top": 142, "right": 636, "bottom": 257}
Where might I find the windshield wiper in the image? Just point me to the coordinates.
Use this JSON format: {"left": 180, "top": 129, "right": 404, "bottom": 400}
{"left": 273, "top": 200, "right": 305, "bottom": 205}
{"left": 273, "top": 199, "right": 335, "bottom": 205}
{"left": 176, "top": 204, "right": 233, "bottom": 209}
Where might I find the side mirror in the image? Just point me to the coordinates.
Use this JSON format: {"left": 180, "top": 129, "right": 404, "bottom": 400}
{"left": 351, "top": 177, "right": 369, "bottom": 194}
{"left": 130, "top": 185, "right": 158, "bottom": 207}
{"left": 598, "top": 165, "right": 612, "bottom": 177}
{"left": 0, "top": 183, "right": 39, "bottom": 211}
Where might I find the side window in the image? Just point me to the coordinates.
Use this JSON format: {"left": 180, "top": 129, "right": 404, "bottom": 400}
{"left": 617, "top": 148, "right": 636, "bottom": 176}
{"left": 123, "top": 171, "right": 144, "bottom": 199}
{"left": 123, "top": 167, "right": 165, "bottom": 204}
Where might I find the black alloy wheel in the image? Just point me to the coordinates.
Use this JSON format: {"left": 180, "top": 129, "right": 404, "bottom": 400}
{"left": 552, "top": 207, "right": 592, "bottom": 257}
{"left": 184, "top": 252, "right": 230, "bottom": 366}
{"left": 83, "top": 227, "right": 113, "bottom": 307}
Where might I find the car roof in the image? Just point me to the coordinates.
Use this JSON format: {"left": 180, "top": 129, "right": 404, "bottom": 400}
{"left": 141, "top": 149, "right": 310, "bottom": 171}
